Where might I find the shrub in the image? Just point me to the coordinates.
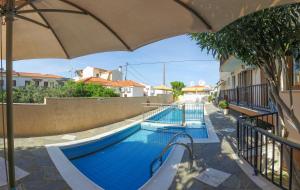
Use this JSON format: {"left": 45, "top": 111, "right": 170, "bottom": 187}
{"left": 1, "top": 81, "right": 120, "bottom": 103}
{"left": 218, "top": 100, "right": 229, "bottom": 109}
{"left": 208, "top": 95, "right": 214, "bottom": 102}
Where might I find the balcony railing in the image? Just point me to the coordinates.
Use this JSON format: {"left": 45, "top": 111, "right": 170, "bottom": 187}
{"left": 237, "top": 113, "right": 300, "bottom": 190}
{"left": 219, "top": 83, "right": 269, "bottom": 111}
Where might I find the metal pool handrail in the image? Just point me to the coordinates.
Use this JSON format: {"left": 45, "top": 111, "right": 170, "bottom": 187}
{"left": 168, "top": 131, "right": 194, "bottom": 156}
{"left": 150, "top": 132, "right": 194, "bottom": 176}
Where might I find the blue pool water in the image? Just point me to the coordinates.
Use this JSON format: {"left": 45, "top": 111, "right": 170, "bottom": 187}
{"left": 62, "top": 105, "right": 207, "bottom": 190}
{"left": 147, "top": 105, "right": 204, "bottom": 124}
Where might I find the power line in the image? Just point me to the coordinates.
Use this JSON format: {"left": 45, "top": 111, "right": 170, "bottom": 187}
{"left": 127, "top": 69, "right": 148, "bottom": 84}
{"left": 128, "top": 66, "right": 152, "bottom": 84}
{"left": 122, "top": 59, "right": 215, "bottom": 66}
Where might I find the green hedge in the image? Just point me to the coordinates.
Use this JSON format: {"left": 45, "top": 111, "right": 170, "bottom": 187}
{"left": 0, "top": 81, "right": 120, "bottom": 103}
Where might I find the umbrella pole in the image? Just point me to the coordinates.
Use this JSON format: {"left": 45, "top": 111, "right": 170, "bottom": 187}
{"left": 5, "top": 0, "right": 16, "bottom": 189}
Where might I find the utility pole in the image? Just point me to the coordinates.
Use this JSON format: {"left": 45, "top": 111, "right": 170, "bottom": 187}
{"left": 125, "top": 62, "right": 128, "bottom": 80}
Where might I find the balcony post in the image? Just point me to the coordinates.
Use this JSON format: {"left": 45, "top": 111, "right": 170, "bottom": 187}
{"left": 250, "top": 85, "right": 253, "bottom": 108}
{"left": 254, "top": 130, "right": 259, "bottom": 175}
{"left": 237, "top": 117, "right": 240, "bottom": 156}
{"left": 236, "top": 87, "right": 239, "bottom": 105}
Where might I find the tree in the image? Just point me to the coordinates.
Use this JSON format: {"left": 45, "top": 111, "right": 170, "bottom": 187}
{"left": 190, "top": 3, "right": 300, "bottom": 136}
{"left": 171, "top": 81, "right": 185, "bottom": 99}
{"left": 190, "top": 4, "right": 300, "bottom": 187}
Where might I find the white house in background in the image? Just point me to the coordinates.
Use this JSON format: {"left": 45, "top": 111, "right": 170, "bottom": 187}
{"left": 181, "top": 85, "right": 211, "bottom": 102}
{"left": 142, "top": 84, "right": 155, "bottom": 96}
{"left": 74, "top": 66, "right": 122, "bottom": 81}
{"left": 81, "top": 77, "right": 145, "bottom": 97}
{"left": 0, "top": 70, "right": 67, "bottom": 89}
{"left": 153, "top": 85, "right": 172, "bottom": 96}
{"left": 120, "top": 81, "right": 145, "bottom": 97}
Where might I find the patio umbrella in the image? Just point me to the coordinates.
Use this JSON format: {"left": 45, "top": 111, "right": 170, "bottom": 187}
{"left": 0, "top": 0, "right": 298, "bottom": 189}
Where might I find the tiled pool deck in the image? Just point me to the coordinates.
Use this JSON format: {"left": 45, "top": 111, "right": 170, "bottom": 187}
{"left": 0, "top": 104, "right": 277, "bottom": 190}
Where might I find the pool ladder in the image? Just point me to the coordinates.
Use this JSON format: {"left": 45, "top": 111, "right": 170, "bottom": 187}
{"left": 150, "top": 131, "right": 194, "bottom": 176}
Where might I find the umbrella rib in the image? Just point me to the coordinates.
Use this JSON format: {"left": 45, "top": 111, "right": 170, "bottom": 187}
{"left": 173, "top": 0, "right": 212, "bottom": 31}
{"left": 15, "top": 0, "right": 34, "bottom": 11}
{"left": 58, "top": 0, "right": 132, "bottom": 51}
{"left": 29, "top": 3, "right": 70, "bottom": 59}
{"left": 15, "top": 14, "right": 49, "bottom": 29}
{"left": 18, "top": 9, "right": 86, "bottom": 15}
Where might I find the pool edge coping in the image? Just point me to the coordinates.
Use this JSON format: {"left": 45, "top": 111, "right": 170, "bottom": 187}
{"left": 46, "top": 105, "right": 220, "bottom": 190}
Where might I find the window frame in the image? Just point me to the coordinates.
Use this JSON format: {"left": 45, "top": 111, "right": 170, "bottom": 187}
{"left": 288, "top": 56, "right": 300, "bottom": 90}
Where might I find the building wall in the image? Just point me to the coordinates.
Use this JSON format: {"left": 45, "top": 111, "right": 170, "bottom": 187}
{"left": 280, "top": 91, "right": 300, "bottom": 143}
{"left": 82, "top": 66, "right": 95, "bottom": 78}
{"left": 144, "top": 85, "right": 155, "bottom": 96}
{"left": 111, "top": 69, "right": 122, "bottom": 81}
{"left": 1, "top": 76, "right": 63, "bottom": 89}
{"left": 154, "top": 89, "right": 172, "bottom": 96}
{"left": 0, "top": 95, "right": 173, "bottom": 137}
{"left": 121, "top": 86, "right": 144, "bottom": 97}
{"left": 132, "top": 87, "right": 144, "bottom": 97}
{"left": 77, "top": 67, "right": 122, "bottom": 81}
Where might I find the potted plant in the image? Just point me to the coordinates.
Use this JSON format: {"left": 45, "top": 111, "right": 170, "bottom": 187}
{"left": 219, "top": 100, "right": 229, "bottom": 115}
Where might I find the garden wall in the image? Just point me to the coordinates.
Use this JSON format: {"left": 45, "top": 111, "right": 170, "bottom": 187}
{"left": 0, "top": 95, "right": 172, "bottom": 137}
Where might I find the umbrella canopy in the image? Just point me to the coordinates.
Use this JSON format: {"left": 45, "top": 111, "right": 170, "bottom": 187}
{"left": 1, "top": 0, "right": 299, "bottom": 189}
{"left": 0, "top": 0, "right": 298, "bottom": 60}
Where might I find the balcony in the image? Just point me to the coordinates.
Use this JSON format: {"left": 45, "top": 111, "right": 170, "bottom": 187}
{"left": 219, "top": 83, "right": 270, "bottom": 112}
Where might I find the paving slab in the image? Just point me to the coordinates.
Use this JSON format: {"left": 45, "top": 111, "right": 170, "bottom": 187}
{"left": 169, "top": 104, "right": 261, "bottom": 190}
{"left": 194, "top": 168, "right": 231, "bottom": 187}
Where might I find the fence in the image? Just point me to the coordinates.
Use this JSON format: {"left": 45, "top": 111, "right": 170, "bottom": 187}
{"left": 219, "top": 83, "right": 269, "bottom": 111}
{"left": 142, "top": 103, "right": 204, "bottom": 126}
{"left": 237, "top": 112, "right": 300, "bottom": 189}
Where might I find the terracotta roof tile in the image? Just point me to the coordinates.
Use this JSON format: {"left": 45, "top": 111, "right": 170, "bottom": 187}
{"left": 17, "top": 72, "right": 64, "bottom": 79}
{"left": 81, "top": 77, "right": 144, "bottom": 87}
{"left": 0, "top": 71, "right": 64, "bottom": 79}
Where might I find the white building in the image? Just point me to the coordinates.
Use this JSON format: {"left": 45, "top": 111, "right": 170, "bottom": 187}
{"left": 153, "top": 85, "right": 172, "bottom": 96}
{"left": 120, "top": 81, "right": 145, "bottom": 97}
{"left": 181, "top": 85, "right": 211, "bottom": 103}
{"left": 74, "top": 66, "right": 122, "bottom": 81}
{"left": 0, "top": 70, "right": 67, "bottom": 89}
{"left": 142, "top": 84, "right": 155, "bottom": 96}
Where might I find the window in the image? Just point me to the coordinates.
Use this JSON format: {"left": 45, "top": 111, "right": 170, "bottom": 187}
{"left": 238, "top": 70, "right": 252, "bottom": 87}
{"left": 13, "top": 80, "right": 16, "bottom": 87}
{"left": 49, "top": 82, "right": 54, "bottom": 88}
{"left": 126, "top": 88, "right": 131, "bottom": 93}
{"left": 0, "top": 80, "right": 3, "bottom": 87}
{"left": 293, "top": 56, "right": 300, "bottom": 89}
{"left": 96, "top": 73, "right": 100, "bottom": 77}
{"left": 287, "top": 55, "right": 300, "bottom": 90}
{"left": 25, "top": 81, "right": 30, "bottom": 86}
{"left": 232, "top": 75, "right": 236, "bottom": 88}
{"left": 44, "top": 81, "right": 48, "bottom": 87}
{"left": 35, "top": 81, "right": 39, "bottom": 86}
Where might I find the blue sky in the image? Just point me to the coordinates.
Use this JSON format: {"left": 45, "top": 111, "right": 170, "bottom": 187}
{"left": 13, "top": 35, "right": 219, "bottom": 86}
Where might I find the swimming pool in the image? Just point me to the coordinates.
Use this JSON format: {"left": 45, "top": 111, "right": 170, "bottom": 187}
{"left": 61, "top": 104, "right": 207, "bottom": 190}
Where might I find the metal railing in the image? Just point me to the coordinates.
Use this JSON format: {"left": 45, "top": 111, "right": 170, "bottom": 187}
{"left": 219, "top": 83, "right": 269, "bottom": 111}
{"left": 142, "top": 103, "right": 204, "bottom": 126}
{"left": 150, "top": 131, "right": 194, "bottom": 176}
{"left": 237, "top": 113, "right": 300, "bottom": 189}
